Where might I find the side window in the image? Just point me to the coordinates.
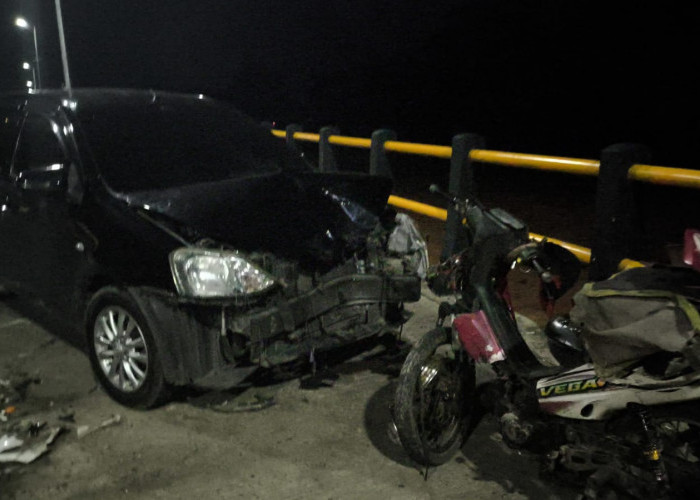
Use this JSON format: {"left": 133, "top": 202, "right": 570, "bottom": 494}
{"left": 12, "top": 115, "right": 67, "bottom": 178}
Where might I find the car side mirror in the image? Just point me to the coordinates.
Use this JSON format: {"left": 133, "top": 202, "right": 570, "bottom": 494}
{"left": 14, "top": 163, "right": 66, "bottom": 192}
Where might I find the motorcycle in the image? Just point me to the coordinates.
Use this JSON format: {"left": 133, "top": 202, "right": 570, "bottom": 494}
{"left": 392, "top": 185, "right": 700, "bottom": 498}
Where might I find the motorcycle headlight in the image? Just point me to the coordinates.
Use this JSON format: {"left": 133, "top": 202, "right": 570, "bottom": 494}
{"left": 169, "top": 248, "right": 276, "bottom": 298}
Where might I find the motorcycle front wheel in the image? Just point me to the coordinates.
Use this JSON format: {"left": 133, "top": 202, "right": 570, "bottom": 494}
{"left": 394, "top": 327, "right": 476, "bottom": 465}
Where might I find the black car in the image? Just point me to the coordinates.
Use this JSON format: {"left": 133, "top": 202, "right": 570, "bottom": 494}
{"left": 0, "top": 89, "right": 422, "bottom": 408}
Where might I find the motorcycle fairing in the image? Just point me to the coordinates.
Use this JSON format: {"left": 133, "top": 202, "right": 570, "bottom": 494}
{"left": 453, "top": 311, "right": 506, "bottom": 363}
{"left": 536, "top": 363, "right": 700, "bottom": 420}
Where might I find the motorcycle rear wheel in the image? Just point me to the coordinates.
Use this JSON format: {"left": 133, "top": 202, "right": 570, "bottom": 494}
{"left": 394, "top": 327, "right": 475, "bottom": 465}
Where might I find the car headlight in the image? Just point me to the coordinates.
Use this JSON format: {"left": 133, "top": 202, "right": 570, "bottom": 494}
{"left": 169, "top": 248, "right": 276, "bottom": 298}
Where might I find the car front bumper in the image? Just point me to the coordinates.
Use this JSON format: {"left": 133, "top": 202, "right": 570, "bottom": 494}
{"left": 129, "top": 273, "right": 420, "bottom": 389}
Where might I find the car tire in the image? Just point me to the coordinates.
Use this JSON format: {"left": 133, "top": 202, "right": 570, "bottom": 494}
{"left": 85, "top": 287, "right": 170, "bottom": 408}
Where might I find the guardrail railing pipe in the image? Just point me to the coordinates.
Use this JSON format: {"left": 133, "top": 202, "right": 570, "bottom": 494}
{"left": 442, "top": 133, "right": 485, "bottom": 261}
{"left": 590, "top": 143, "right": 651, "bottom": 280}
{"left": 319, "top": 126, "right": 340, "bottom": 172}
{"left": 370, "top": 129, "right": 396, "bottom": 178}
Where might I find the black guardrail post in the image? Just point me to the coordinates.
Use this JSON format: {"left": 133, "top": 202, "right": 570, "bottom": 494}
{"left": 318, "top": 126, "right": 339, "bottom": 172}
{"left": 285, "top": 124, "right": 304, "bottom": 156}
{"left": 441, "top": 133, "right": 485, "bottom": 261}
{"left": 369, "top": 129, "right": 396, "bottom": 178}
{"left": 589, "top": 143, "right": 651, "bottom": 280}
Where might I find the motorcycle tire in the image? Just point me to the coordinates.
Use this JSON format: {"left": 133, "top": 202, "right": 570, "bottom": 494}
{"left": 394, "top": 327, "right": 476, "bottom": 465}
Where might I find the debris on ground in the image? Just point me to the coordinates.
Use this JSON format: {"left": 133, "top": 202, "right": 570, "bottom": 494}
{"left": 0, "top": 426, "right": 63, "bottom": 464}
{"left": 0, "top": 373, "right": 41, "bottom": 407}
{"left": 0, "top": 433, "right": 23, "bottom": 453}
{"left": 76, "top": 414, "right": 122, "bottom": 439}
{"left": 0, "top": 370, "right": 69, "bottom": 470}
{"left": 188, "top": 389, "right": 276, "bottom": 413}
{"left": 299, "top": 368, "right": 340, "bottom": 390}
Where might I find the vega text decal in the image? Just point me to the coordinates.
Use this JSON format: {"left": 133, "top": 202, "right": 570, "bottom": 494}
{"left": 538, "top": 378, "right": 606, "bottom": 398}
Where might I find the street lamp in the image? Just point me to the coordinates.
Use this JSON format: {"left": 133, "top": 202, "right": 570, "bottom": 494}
{"left": 14, "top": 17, "right": 41, "bottom": 89}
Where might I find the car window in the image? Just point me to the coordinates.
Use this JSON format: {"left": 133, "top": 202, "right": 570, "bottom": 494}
{"left": 12, "top": 114, "right": 67, "bottom": 178}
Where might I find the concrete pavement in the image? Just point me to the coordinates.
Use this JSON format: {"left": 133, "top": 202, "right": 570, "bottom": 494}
{"left": 0, "top": 287, "right": 576, "bottom": 500}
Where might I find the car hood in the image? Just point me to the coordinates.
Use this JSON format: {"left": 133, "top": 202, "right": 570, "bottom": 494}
{"left": 115, "top": 171, "right": 393, "bottom": 269}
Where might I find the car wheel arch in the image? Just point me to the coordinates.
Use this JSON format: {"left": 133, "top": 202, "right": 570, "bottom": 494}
{"left": 84, "top": 285, "right": 171, "bottom": 408}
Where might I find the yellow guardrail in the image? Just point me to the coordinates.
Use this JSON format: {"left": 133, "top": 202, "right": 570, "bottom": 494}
{"left": 388, "top": 195, "right": 448, "bottom": 221}
{"left": 275, "top": 128, "right": 697, "bottom": 269}
{"left": 277, "top": 128, "right": 700, "bottom": 187}
{"left": 469, "top": 150, "right": 600, "bottom": 176}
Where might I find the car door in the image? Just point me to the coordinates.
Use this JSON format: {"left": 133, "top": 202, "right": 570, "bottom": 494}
{"left": 0, "top": 103, "right": 85, "bottom": 310}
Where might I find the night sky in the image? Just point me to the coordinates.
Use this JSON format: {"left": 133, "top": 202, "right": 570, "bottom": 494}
{"left": 2, "top": 1, "right": 699, "bottom": 166}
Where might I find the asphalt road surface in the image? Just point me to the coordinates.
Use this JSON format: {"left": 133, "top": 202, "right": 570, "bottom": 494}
{"left": 0, "top": 281, "right": 582, "bottom": 500}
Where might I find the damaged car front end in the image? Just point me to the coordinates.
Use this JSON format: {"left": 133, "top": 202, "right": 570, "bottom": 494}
{"left": 128, "top": 180, "right": 423, "bottom": 394}
{"left": 0, "top": 89, "right": 422, "bottom": 408}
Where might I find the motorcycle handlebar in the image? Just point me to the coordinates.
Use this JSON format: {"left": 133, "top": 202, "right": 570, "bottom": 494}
{"left": 506, "top": 242, "right": 553, "bottom": 283}
{"left": 429, "top": 184, "right": 470, "bottom": 214}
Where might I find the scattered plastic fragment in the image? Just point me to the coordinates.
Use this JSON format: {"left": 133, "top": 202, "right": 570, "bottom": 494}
{"left": 0, "top": 434, "right": 24, "bottom": 453}
{"left": 0, "top": 427, "right": 62, "bottom": 464}
{"left": 76, "top": 414, "right": 122, "bottom": 439}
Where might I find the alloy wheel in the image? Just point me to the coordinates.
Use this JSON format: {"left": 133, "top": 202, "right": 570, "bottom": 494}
{"left": 93, "top": 305, "right": 149, "bottom": 393}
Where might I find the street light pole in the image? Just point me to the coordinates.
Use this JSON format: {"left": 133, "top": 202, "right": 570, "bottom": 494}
{"left": 55, "top": 0, "right": 72, "bottom": 94}
{"left": 31, "top": 25, "right": 41, "bottom": 89}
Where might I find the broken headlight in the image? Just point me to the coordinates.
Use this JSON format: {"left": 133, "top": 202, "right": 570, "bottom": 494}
{"left": 169, "top": 248, "right": 276, "bottom": 298}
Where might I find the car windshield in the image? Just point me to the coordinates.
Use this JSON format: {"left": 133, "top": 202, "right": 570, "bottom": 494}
{"left": 77, "top": 95, "right": 306, "bottom": 192}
